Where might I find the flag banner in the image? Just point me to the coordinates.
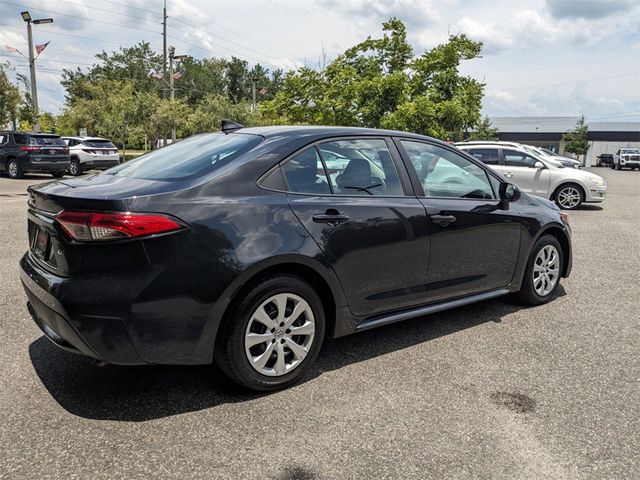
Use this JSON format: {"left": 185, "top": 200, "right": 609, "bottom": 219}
{"left": 148, "top": 69, "right": 164, "bottom": 79}
{"left": 5, "top": 45, "right": 21, "bottom": 53}
{"left": 35, "top": 41, "right": 50, "bottom": 55}
{"left": 172, "top": 71, "right": 183, "bottom": 80}
{"left": 259, "top": 87, "right": 267, "bottom": 95}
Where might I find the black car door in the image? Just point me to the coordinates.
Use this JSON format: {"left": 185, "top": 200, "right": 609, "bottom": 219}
{"left": 283, "top": 137, "right": 430, "bottom": 317}
{"left": 395, "top": 139, "right": 522, "bottom": 303}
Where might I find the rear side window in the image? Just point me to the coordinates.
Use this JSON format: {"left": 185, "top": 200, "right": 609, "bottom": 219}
{"left": 0, "top": 135, "right": 6, "bottom": 145}
{"left": 319, "top": 139, "right": 403, "bottom": 196}
{"left": 109, "top": 133, "right": 263, "bottom": 180}
{"left": 503, "top": 149, "right": 538, "bottom": 167}
{"left": 282, "top": 147, "right": 331, "bottom": 195}
{"left": 467, "top": 148, "right": 499, "bottom": 165}
{"left": 13, "top": 134, "right": 27, "bottom": 145}
{"left": 83, "top": 139, "right": 116, "bottom": 149}
{"left": 31, "top": 135, "right": 66, "bottom": 146}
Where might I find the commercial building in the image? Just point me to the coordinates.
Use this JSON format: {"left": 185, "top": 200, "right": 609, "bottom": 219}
{"left": 489, "top": 116, "right": 640, "bottom": 167}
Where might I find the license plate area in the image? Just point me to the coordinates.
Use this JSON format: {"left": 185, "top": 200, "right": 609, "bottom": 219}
{"left": 32, "top": 227, "right": 50, "bottom": 260}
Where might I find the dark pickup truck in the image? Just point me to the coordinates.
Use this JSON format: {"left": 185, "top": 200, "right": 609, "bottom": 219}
{"left": 596, "top": 153, "right": 614, "bottom": 167}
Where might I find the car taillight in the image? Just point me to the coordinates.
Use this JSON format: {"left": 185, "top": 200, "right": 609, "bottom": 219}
{"left": 56, "top": 211, "right": 185, "bottom": 241}
{"left": 19, "top": 146, "right": 41, "bottom": 152}
{"left": 63, "top": 146, "right": 69, "bottom": 152}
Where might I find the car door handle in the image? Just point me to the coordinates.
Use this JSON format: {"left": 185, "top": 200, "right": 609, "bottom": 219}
{"left": 430, "top": 214, "right": 457, "bottom": 226}
{"left": 313, "top": 211, "right": 350, "bottom": 226}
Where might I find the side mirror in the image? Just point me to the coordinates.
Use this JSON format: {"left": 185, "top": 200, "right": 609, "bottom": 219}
{"left": 534, "top": 161, "right": 545, "bottom": 169}
{"left": 499, "top": 182, "right": 521, "bottom": 203}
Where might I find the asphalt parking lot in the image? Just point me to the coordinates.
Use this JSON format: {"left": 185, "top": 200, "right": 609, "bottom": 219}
{"left": 0, "top": 169, "right": 638, "bottom": 479}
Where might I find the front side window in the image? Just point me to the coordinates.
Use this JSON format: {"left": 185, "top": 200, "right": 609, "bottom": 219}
{"left": 401, "top": 141, "right": 495, "bottom": 199}
{"left": 319, "top": 139, "right": 403, "bottom": 196}
{"left": 282, "top": 147, "right": 331, "bottom": 195}
{"left": 467, "top": 148, "right": 499, "bottom": 165}
{"left": 13, "top": 134, "right": 27, "bottom": 145}
{"left": 503, "top": 149, "right": 538, "bottom": 167}
{"left": 108, "top": 132, "right": 263, "bottom": 180}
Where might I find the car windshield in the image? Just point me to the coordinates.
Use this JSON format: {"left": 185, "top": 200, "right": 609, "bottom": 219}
{"left": 107, "top": 132, "right": 263, "bottom": 181}
{"left": 621, "top": 149, "right": 640, "bottom": 154}
{"left": 83, "top": 139, "right": 116, "bottom": 149}
{"left": 30, "top": 135, "right": 65, "bottom": 146}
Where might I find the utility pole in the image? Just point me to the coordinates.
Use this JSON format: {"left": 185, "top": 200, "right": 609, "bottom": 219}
{"left": 169, "top": 46, "right": 175, "bottom": 142}
{"left": 26, "top": 20, "right": 39, "bottom": 132}
{"left": 251, "top": 77, "right": 257, "bottom": 112}
{"left": 168, "top": 46, "right": 186, "bottom": 142}
{"left": 162, "top": 0, "right": 167, "bottom": 97}
{"left": 20, "top": 11, "right": 53, "bottom": 132}
{"left": 162, "top": 0, "right": 167, "bottom": 146}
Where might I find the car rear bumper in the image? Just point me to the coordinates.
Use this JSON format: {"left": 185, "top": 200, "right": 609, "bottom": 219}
{"left": 77, "top": 154, "right": 120, "bottom": 169}
{"left": 19, "top": 248, "right": 218, "bottom": 366}
{"left": 20, "top": 253, "right": 146, "bottom": 365}
{"left": 25, "top": 158, "right": 70, "bottom": 172}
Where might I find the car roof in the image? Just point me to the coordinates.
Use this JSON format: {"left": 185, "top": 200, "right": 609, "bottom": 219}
{"left": 63, "top": 136, "right": 109, "bottom": 141}
{"left": 1, "top": 131, "right": 60, "bottom": 136}
{"left": 234, "top": 125, "right": 440, "bottom": 143}
{"left": 455, "top": 141, "right": 520, "bottom": 147}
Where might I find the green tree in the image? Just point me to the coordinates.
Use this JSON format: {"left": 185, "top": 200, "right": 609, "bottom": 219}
{"left": 467, "top": 116, "right": 499, "bottom": 141}
{"left": 0, "top": 64, "right": 21, "bottom": 129}
{"left": 61, "top": 42, "right": 163, "bottom": 104}
{"left": 261, "top": 19, "right": 485, "bottom": 139}
{"left": 562, "top": 116, "right": 589, "bottom": 163}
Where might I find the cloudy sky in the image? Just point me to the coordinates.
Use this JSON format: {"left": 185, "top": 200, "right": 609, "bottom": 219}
{"left": 1, "top": 0, "right": 639, "bottom": 122}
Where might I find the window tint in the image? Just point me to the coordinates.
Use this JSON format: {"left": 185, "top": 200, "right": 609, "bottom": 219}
{"left": 467, "top": 148, "right": 499, "bottom": 165}
{"left": 31, "top": 135, "right": 66, "bottom": 146}
{"left": 84, "top": 139, "right": 116, "bottom": 149}
{"left": 282, "top": 147, "right": 331, "bottom": 195}
{"left": 319, "top": 139, "right": 403, "bottom": 196}
{"left": 503, "top": 149, "right": 538, "bottom": 167}
{"left": 108, "top": 132, "right": 262, "bottom": 180}
{"left": 401, "top": 141, "right": 495, "bottom": 199}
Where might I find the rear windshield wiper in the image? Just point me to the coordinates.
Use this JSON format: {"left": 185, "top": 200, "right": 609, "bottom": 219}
{"left": 344, "top": 183, "right": 382, "bottom": 195}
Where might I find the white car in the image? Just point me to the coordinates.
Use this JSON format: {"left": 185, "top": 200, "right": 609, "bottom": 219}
{"left": 455, "top": 141, "right": 607, "bottom": 210}
{"left": 62, "top": 136, "right": 120, "bottom": 176}
{"left": 527, "top": 146, "right": 581, "bottom": 169}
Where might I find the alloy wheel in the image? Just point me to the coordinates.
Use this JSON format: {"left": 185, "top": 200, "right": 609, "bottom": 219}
{"left": 533, "top": 245, "right": 559, "bottom": 297}
{"left": 244, "top": 293, "right": 315, "bottom": 377}
{"left": 556, "top": 186, "right": 581, "bottom": 209}
{"left": 8, "top": 161, "right": 18, "bottom": 178}
{"left": 69, "top": 160, "right": 79, "bottom": 176}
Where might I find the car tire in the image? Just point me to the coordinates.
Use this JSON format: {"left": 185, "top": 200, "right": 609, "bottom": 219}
{"left": 553, "top": 183, "right": 583, "bottom": 210}
{"left": 51, "top": 171, "right": 65, "bottom": 178}
{"left": 615, "top": 163, "right": 621, "bottom": 170}
{"left": 214, "top": 274, "right": 325, "bottom": 391}
{"left": 7, "top": 158, "right": 23, "bottom": 179}
{"left": 515, "top": 234, "right": 563, "bottom": 306}
{"left": 69, "top": 158, "right": 82, "bottom": 176}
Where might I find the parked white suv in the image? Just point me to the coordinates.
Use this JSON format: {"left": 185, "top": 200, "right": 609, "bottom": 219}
{"left": 62, "top": 136, "right": 119, "bottom": 176}
{"left": 455, "top": 141, "right": 607, "bottom": 209}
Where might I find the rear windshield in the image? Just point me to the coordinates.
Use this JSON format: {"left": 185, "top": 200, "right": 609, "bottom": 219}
{"left": 107, "top": 133, "right": 263, "bottom": 180}
{"left": 83, "top": 139, "right": 116, "bottom": 149}
{"left": 30, "top": 135, "right": 65, "bottom": 146}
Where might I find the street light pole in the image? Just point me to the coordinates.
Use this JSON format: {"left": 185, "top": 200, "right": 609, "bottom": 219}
{"left": 167, "top": 46, "right": 187, "bottom": 142}
{"left": 21, "top": 11, "right": 53, "bottom": 133}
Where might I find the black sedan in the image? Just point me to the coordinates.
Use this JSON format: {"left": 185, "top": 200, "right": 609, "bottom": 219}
{"left": 20, "top": 124, "right": 572, "bottom": 391}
